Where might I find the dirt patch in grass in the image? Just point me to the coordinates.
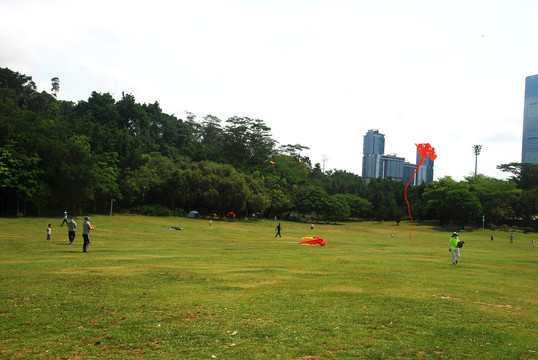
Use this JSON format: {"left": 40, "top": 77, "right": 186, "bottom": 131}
{"left": 432, "top": 294, "right": 521, "bottom": 310}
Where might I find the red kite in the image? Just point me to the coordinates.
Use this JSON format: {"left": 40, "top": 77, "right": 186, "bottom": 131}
{"left": 405, "top": 143, "right": 437, "bottom": 238}
{"left": 300, "top": 237, "right": 326, "bottom": 246}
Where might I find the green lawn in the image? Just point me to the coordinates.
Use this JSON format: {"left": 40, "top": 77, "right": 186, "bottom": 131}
{"left": 0, "top": 215, "right": 536, "bottom": 359}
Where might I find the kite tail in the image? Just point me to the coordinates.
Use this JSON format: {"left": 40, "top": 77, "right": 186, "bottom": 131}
{"left": 405, "top": 157, "right": 425, "bottom": 239}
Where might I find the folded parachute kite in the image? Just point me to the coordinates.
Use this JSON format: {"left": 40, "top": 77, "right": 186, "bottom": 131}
{"left": 300, "top": 237, "right": 326, "bottom": 246}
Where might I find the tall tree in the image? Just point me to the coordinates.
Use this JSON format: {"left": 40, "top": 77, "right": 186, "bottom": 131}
{"left": 445, "top": 187, "right": 483, "bottom": 229}
{"left": 50, "top": 77, "right": 60, "bottom": 98}
{"left": 222, "top": 117, "right": 276, "bottom": 170}
{"left": 423, "top": 177, "right": 457, "bottom": 225}
{"left": 497, "top": 162, "right": 538, "bottom": 190}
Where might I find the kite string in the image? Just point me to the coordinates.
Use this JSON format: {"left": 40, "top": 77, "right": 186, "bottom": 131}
{"left": 404, "top": 156, "right": 425, "bottom": 238}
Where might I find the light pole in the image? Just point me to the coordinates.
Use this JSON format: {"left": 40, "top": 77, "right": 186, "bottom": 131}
{"left": 473, "top": 145, "right": 482, "bottom": 176}
{"left": 321, "top": 154, "right": 328, "bottom": 173}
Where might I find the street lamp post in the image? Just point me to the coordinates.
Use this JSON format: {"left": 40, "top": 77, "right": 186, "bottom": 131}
{"left": 473, "top": 145, "right": 482, "bottom": 176}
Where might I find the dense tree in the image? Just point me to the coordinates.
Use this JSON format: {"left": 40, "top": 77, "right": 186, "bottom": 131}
{"left": 0, "top": 67, "right": 37, "bottom": 108}
{"left": 222, "top": 116, "right": 276, "bottom": 170}
{"left": 93, "top": 152, "right": 121, "bottom": 212}
{"left": 337, "top": 193, "right": 372, "bottom": 219}
{"left": 466, "top": 175, "right": 519, "bottom": 225}
{"left": 326, "top": 170, "right": 367, "bottom": 197}
{"left": 423, "top": 177, "right": 457, "bottom": 226}
{"left": 404, "top": 182, "right": 427, "bottom": 224}
{"left": 294, "top": 187, "right": 331, "bottom": 219}
{"left": 0, "top": 144, "right": 46, "bottom": 215}
{"left": 326, "top": 194, "right": 351, "bottom": 221}
{"left": 445, "top": 187, "right": 483, "bottom": 228}
{"left": 366, "top": 178, "right": 405, "bottom": 221}
{"left": 263, "top": 174, "right": 294, "bottom": 218}
{"left": 192, "top": 115, "right": 225, "bottom": 162}
{"left": 0, "top": 67, "right": 535, "bottom": 230}
{"left": 497, "top": 162, "right": 538, "bottom": 190}
{"left": 425, "top": 177, "right": 483, "bottom": 228}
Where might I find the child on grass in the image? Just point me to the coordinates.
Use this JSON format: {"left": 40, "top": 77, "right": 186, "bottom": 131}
{"left": 46, "top": 224, "right": 52, "bottom": 242}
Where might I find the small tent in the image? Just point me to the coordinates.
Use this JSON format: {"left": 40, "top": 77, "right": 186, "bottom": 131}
{"left": 187, "top": 210, "right": 200, "bottom": 219}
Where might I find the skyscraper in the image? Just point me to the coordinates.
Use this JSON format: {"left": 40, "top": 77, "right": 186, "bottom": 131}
{"left": 362, "top": 129, "right": 385, "bottom": 182}
{"left": 522, "top": 74, "right": 538, "bottom": 164}
{"left": 362, "top": 129, "right": 433, "bottom": 185}
{"left": 403, "top": 162, "right": 417, "bottom": 185}
{"left": 363, "top": 129, "right": 385, "bottom": 155}
{"left": 415, "top": 149, "right": 435, "bottom": 185}
{"left": 380, "top": 154, "right": 405, "bottom": 182}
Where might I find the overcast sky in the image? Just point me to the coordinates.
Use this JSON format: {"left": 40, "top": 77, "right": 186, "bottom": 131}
{"left": 2, "top": 0, "right": 537, "bottom": 180}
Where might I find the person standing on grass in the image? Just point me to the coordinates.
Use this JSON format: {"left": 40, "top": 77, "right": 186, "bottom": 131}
{"left": 275, "top": 223, "right": 282, "bottom": 237}
{"left": 449, "top": 232, "right": 460, "bottom": 265}
{"left": 46, "top": 224, "right": 52, "bottom": 242}
{"left": 68, "top": 217, "right": 77, "bottom": 244}
{"left": 82, "top": 217, "right": 92, "bottom": 252}
{"left": 60, "top": 211, "right": 68, "bottom": 227}
{"left": 510, "top": 233, "right": 514, "bottom": 243}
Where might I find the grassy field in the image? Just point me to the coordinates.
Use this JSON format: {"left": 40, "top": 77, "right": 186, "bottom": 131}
{"left": 0, "top": 215, "right": 536, "bottom": 359}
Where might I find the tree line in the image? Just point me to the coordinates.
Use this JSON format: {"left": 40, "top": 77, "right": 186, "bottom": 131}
{"left": 1, "top": 67, "right": 536, "bottom": 229}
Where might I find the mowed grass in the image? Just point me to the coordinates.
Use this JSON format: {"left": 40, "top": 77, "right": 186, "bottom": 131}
{"left": 0, "top": 215, "right": 536, "bottom": 359}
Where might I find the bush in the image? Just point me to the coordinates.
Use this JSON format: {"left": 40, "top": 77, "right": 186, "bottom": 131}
{"left": 488, "top": 223, "right": 497, "bottom": 231}
{"left": 523, "top": 227, "right": 535, "bottom": 234}
{"left": 131, "top": 205, "right": 184, "bottom": 217}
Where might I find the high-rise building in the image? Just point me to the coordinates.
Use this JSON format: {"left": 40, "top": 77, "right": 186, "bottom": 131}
{"left": 403, "top": 162, "right": 417, "bottom": 185}
{"left": 415, "top": 150, "right": 435, "bottom": 185}
{"left": 380, "top": 154, "right": 405, "bottom": 182}
{"left": 363, "top": 129, "right": 385, "bottom": 155}
{"left": 362, "top": 129, "right": 433, "bottom": 185}
{"left": 522, "top": 74, "right": 538, "bottom": 164}
{"left": 362, "top": 129, "right": 385, "bottom": 182}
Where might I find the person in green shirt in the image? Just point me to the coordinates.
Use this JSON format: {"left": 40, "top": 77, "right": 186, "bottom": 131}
{"left": 449, "top": 232, "right": 460, "bottom": 265}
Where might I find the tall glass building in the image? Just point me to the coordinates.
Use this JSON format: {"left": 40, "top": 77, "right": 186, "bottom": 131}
{"left": 362, "top": 129, "right": 385, "bottom": 181}
{"left": 522, "top": 74, "right": 538, "bottom": 164}
{"left": 415, "top": 150, "right": 435, "bottom": 185}
{"left": 362, "top": 129, "right": 433, "bottom": 185}
{"left": 380, "top": 154, "right": 405, "bottom": 182}
{"left": 403, "top": 162, "right": 417, "bottom": 185}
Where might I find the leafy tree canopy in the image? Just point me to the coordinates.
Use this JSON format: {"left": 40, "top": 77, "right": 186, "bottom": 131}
{"left": 0, "top": 67, "right": 536, "bottom": 229}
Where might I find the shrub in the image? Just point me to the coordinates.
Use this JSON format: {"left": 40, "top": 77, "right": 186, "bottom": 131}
{"left": 132, "top": 205, "right": 173, "bottom": 216}
{"left": 523, "top": 227, "right": 535, "bottom": 234}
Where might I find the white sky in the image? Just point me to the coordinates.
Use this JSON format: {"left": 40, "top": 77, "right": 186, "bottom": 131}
{"left": 2, "top": 0, "right": 537, "bottom": 180}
